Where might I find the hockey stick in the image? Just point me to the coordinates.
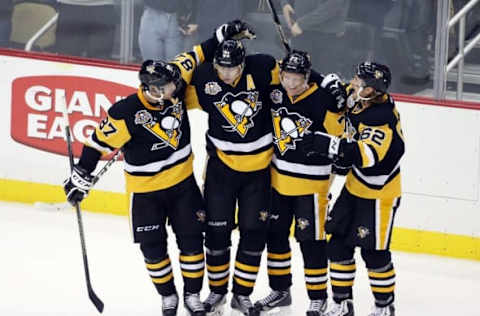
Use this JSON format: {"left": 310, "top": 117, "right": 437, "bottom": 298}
{"left": 62, "top": 107, "right": 104, "bottom": 313}
{"left": 266, "top": 0, "right": 291, "bottom": 53}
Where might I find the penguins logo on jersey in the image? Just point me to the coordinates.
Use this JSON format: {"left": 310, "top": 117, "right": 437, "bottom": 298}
{"left": 214, "top": 91, "right": 261, "bottom": 137}
{"left": 271, "top": 107, "right": 312, "bottom": 155}
{"left": 138, "top": 102, "right": 184, "bottom": 150}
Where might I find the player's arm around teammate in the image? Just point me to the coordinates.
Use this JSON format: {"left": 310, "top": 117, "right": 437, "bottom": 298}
{"left": 184, "top": 33, "right": 282, "bottom": 315}
{"left": 255, "top": 50, "right": 346, "bottom": 316}
{"left": 63, "top": 23, "right": 254, "bottom": 316}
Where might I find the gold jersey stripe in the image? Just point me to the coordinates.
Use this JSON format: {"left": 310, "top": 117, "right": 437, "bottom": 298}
{"left": 185, "top": 85, "right": 202, "bottom": 110}
{"left": 288, "top": 83, "right": 318, "bottom": 104}
{"left": 304, "top": 268, "right": 328, "bottom": 275}
{"left": 268, "top": 268, "right": 291, "bottom": 275}
{"left": 267, "top": 252, "right": 291, "bottom": 260}
{"left": 182, "top": 270, "right": 205, "bottom": 278}
{"left": 234, "top": 277, "right": 255, "bottom": 288}
{"left": 306, "top": 283, "right": 327, "bottom": 290}
{"left": 270, "top": 63, "right": 280, "bottom": 84}
{"left": 152, "top": 272, "right": 173, "bottom": 284}
{"left": 180, "top": 253, "right": 204, "bottom": 262}
{"left": 331, "top": 280, "right": 354, "bottom": 287}
{"left": 125, "top": 155, "right": 193, "bottom": 193}
{"left": 216, "top": 147, "right": 273, "bottom": 172}
{"left": 330, "top": 263, "right": 356, "bottom": 271}
{"left": 370, "top": 285, "right": 395, "bottom": 293}
{"left": 345, "top": 171, "right": 401, "bottom": 199}
{"left": 271, "top": 168, "right": 331, "bottom": 196}
{"left": 207, "top": 263, "right": 230, "bottom": 272}
{"left": 209, "top": 276, "right": 229, "bottom": 286}
{"left": 235, "top": 262, "right": 260, "bottom": 273}
{"left": 146, "top": 258, "right": 170, "bottom": 270}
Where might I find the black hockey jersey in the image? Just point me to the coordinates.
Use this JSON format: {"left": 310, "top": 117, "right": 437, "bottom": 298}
{"left": 344, "top": 94, "right": 405, "bottom": 199}
{"left": 185, "top": 54, "right": 280, "bottom": 172}
{"left": 83, "top": 42, "right": 214, "bottom": 193}
{"left": 268, "top": 80, "right": 344, "bottom": 196}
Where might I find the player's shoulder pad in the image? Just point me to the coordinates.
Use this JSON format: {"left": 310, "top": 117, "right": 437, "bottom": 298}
{"left": 190, "top": 62, "right": 215, "bottom": 85}
{"left": 310, "top": 69, "right": 339, "bottom": 111}
{"left": 364, "top": 95, "right": 396, "bottom": 125}
{"left": 245, "top": 54, "right": 276, "bottom": 70}
{"left": 309, "top": 69, "right": 326, "bottom": 84}
{"left": 107, "top": 93, "right": 137, "bottom": 120}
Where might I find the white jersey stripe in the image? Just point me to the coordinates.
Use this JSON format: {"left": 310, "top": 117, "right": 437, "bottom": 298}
{"left": 124, "top": 144, "right": 191, "bottom": 173}
{"left": 208, "top": 133, "right": 272, "bottom": 153}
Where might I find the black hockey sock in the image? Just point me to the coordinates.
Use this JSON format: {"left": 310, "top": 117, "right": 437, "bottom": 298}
{"left": 368, "top": 263, "right": 395, "bottom": 307}
{"left": 329, "top": 259, "right": 356, "bottom": 303}
{"left": 206, "top": 248, "right": 230, "bottom": 295}
{"left": 300, "top": 240, "right": 328, "bottom": 300}
{"left": 179, "top": 252, "right": 205, "bottom": 294}
{"left": 145, "top": 255, "right": 176, "bottom": 296}
{"left": 232, "top": 249, "right": 262, "bottom": 296}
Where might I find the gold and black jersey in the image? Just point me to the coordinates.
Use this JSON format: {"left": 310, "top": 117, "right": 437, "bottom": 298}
{"left": 268, "top": 77, "right": 344, "bottom": 196}
{"left": 83, "top": 44, "right": 213, "bottom": 193}
{"left": 185, "top": 54, "right": 280, "bottom": 172}
{"left": 344, "top": 94, "right": 405, "bottom": 199}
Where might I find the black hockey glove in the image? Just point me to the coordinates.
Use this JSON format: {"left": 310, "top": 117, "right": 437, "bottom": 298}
{"left": 215, "top": 20, "right": 256, "bottom": 43}
{"left": 303, "top": 131, "right": 341, "bottom": 159}
{"left": 63, "top": 165, "right": 94, "bottom": 206}
{"left": 321, "top": 73, "right": 347, "bottom": 111}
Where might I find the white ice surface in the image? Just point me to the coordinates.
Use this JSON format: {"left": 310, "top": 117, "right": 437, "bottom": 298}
{"left": 1, "top": 201, "right": 479, "bottom": 316}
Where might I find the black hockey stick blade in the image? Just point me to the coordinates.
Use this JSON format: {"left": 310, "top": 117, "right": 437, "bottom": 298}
{"left": 88, "top": 286, "right": 104, "bottom": 313}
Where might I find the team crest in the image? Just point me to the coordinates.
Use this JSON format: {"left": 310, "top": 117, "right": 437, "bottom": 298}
{"left": 214, "top": 91, "right": 261, "bottom": 137}
{"left": 259, "top": 211, "right": 269, "bottom": 222}
{"left": 134, "top": 110, "right": 153, "bottom": 125}
{"left": 270, "top": 89, "right": 283, "bottom": 104}
{"left": 141, "top": 102, "right": 184, "bottom": 150}
{"left": 357, "top": 226, "right": 370, "bottom": 239}
{"left": 205, "top": 81, "right": 222, "bottom": 95}
{"left": 271, "top": 107, "right": 312, "bottom": 155}
{"left": 297, "top": 218, "right": 310, "bottom": 230}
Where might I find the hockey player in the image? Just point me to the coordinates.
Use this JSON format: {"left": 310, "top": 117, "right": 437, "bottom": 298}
{"left": 303, "top": 62, "right": 404, "bottom": 316}
{"left": 184, "top": 39, "right": 276, "bottom": 316}
{"left": 62, "top": 21, "right": 254, "bottom": 316}
{"left": 253, "top": 50, "right": 345, "bottom": 316}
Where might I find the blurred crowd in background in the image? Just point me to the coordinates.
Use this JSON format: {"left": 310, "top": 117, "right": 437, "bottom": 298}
{"left": 0, "top": 0, "right": 479, "bottom": 95}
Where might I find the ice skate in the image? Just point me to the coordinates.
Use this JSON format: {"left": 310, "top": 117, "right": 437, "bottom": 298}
{"left": 162, "top": 292, "right": 179, "bottom": 316}
{"left": 203, "top": 292, "right": 226, "bottom": 315}
{"left": 254, "top": 289, "right": 291, "bottom": 311}
{"left": 306, "top": 299, "right": 327, "bottom": 316}
{"left": 325, "top": 299, "right": 354, "bottom": 316}
{"left": 231, "top": 294, "right": 259, "bottom": 316}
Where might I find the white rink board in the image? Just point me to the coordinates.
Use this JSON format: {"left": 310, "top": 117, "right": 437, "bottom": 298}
{"left": 1, "top": 53, "right": 480, "bottom": 237}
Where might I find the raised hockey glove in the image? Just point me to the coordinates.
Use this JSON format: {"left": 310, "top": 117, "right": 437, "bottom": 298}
{"left": 63, "top": 165, "right": 94, "bottom": 206}
{"left": 321, "top": 73, "right": 347, "bottom": 110}
{"left": 303, "top": 131, "right": 341, "bottom": 159}
{"left": 215, "top": 20, "right": 256, "bottom": 43}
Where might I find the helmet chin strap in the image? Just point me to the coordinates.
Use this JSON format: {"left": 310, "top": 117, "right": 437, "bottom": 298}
{"left": 145, "top": 89, "right": 165, "bottom": 105}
